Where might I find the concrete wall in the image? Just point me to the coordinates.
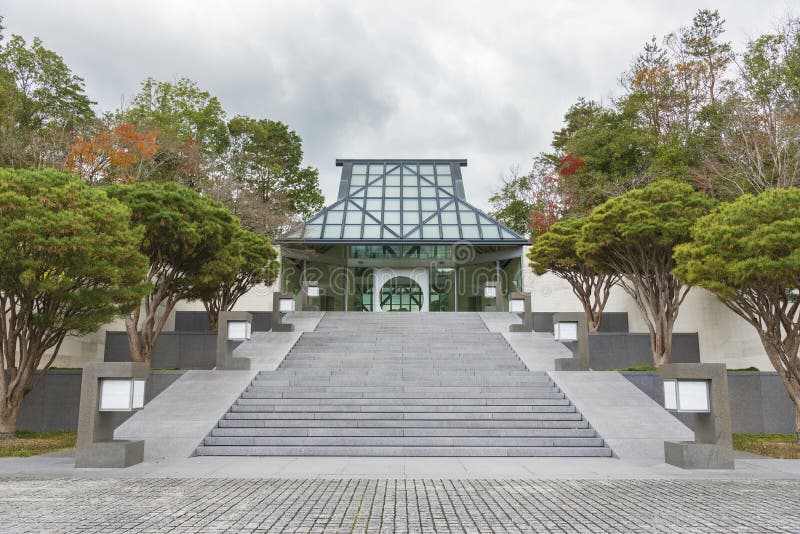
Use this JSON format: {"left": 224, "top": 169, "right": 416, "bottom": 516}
{"left": 586, "top": 333, "right": 700, "bottom": 370}
{"left": 17, "top": 370, "right": 185, "bottom": 432}
{"left": 174, "top": 311, "right": 273, "bottom": 333}
{"left": 105, "top": 332, "right": 217, "bottom": 370}
{"left": 621, "top": 371, "right": 796, "bottom": 434}
{"left": 532, "top": 312, "right": 629, "bottom": 333}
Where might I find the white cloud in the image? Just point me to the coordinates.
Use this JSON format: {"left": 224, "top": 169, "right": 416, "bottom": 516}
{"left": 2, "top": 0, "right": 793, "bottom": 208}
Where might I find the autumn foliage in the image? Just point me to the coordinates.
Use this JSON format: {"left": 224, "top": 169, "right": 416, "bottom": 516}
{"left": 65, "top": 123, "right": 158, "bottom": 185}
{"left": 529, "top": 158, "right": 578, "bottom": 236}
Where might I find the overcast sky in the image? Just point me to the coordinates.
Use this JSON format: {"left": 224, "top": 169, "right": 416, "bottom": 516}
{"left": 2, "top": 1, "right": 794, "bottom": 208}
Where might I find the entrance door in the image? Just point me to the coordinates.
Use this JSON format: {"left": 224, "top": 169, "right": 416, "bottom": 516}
{"left": 373, "top": 268, "right": 429, "bottom": 312}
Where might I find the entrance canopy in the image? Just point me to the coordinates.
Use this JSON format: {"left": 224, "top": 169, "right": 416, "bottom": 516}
{"left": 281, "top": 159, "right": 527, "bottom": 245}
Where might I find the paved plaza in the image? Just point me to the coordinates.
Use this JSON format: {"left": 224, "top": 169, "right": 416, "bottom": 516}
{"left": 1, "top": 477, "right": 799, "bottom": 533}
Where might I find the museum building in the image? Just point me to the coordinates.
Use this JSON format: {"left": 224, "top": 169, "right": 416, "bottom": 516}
{"left": 278, "top": 159, "right": 529, "bottom": 312}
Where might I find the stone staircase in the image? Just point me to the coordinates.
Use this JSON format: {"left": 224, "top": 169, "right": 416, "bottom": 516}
{"left": 195, "top": 312, "right": 612, "bottom": 456}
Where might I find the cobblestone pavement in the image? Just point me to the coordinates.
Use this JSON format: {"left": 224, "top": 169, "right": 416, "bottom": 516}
{"left": 0, "top": 478, "right": 799, "bottom": 533}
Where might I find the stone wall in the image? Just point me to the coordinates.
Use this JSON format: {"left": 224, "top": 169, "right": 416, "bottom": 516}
{"left": 17, "top": 370, "right": 185, "bottom": 432}
{"left": 104, "top": 332, "right": 217, "bottom": 370}
{"left": 621, "top": 371, "right": 796, "bottom": 434}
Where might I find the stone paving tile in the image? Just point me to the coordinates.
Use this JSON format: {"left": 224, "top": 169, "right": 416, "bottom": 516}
{"left": 0, "top": 477, "right": 799, "bottom": 533}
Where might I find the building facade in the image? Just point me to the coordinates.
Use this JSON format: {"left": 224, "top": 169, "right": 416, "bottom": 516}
{"left": 277, "top": 159, "right": 528, "bottom": 312}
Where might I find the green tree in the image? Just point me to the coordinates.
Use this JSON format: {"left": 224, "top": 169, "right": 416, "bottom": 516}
{"left": 219, "top": 116, "right": 323, "bottom": 236}
{"left": 488, "top": 166, "right": 534, "bottom": 236}
{"left": 674, "top": 188, "right": 800, "bottom": 437}
{"left": 201, "top": 230, "right": 279, "bottom": 331}
{"left": 0, "top": 168, "right": 148, "bottom": 436}
{"left": 121, "top": 77, "right": 228, "bottom": 186}
{"left": 528, "top": 217, "right": 618, "bottom": 331}
{"left": 577, "top": 180, "right": 715, "bottom": 365}
{"left": 0, "top": 20, "right": 95, "bottom": 169}
{"left": 105, "top": 182, "right": 239, "bottom": 363}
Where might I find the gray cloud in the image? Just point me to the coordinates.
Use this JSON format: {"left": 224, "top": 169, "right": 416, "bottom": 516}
{"left": 2, "top": 0, "right": 793, "bottom": 208}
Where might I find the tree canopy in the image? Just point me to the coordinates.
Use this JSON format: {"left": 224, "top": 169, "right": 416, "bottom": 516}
{"left": 527, "top": 216, "right": 618, "bottom": 331}
{"left": 0, "top": 168, "right": 148, "bottom": 434}
{"left": 674, "top": 188, "right": 800, "bottom": 434}
{"left": 105, "top": 182, "right": 240, "bottom": 362}
{"left": 577, "top": 180, "right": 715, "bottom": 364}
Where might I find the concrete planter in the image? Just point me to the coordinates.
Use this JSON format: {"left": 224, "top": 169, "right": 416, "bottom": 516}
{"left": 17, "top": 369, "right": 185, "bottom": 432}
{"left": 621, "top": 370, "right": 795, "bottom": 434}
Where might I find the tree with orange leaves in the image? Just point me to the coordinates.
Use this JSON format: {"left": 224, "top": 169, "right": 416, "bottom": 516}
{"left": 65, "top": 122, "right": 158, "bottom": 185}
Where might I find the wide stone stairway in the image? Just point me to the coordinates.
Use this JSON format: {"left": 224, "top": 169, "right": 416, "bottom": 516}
{"left": 195, "top": 313, "right": 612, "bottom": 456}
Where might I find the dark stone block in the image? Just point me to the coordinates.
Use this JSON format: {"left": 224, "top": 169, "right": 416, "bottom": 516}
{"left": 104, "top": 332, "right": 217, "bottom": 370}
{"left": 586, "top": 333, "right": 700, "bottom": 370}
{"left": 532, "top": 312, "right": 629, "bottom": 333}
{"left": 174, "top": 311, "right": 272, "bottom": 332}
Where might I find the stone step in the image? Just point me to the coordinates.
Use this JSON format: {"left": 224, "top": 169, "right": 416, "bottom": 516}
{"left": 243, "top": 389, "right": 567, "bottom": 399}
{"left": 209, "top": 427, "right": 599, "bottom": 438}
{"left": 236, "top": 396, "right": 568, "bottom": 405}
{"left": 194, "top": 445, "right": 613, "bottom": 457}
{"left": 217, "top": 418, "right": 591, "bottom": 429}
{"left": 203, "top": 436, "right": 607, "bottom": 447}
{"left": 223, "top": 411, "right": 582, "bottom": 421}
{"left": 232, "top": 402, "right": 575, "bottom": 413}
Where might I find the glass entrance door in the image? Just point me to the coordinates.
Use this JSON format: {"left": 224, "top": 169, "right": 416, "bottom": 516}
{"left": 379, "top": 276, "right": 423, "bottom": 312}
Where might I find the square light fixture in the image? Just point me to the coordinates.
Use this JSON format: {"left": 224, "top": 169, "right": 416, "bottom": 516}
{"left": 510, "top": 298, "right": 526, "bottom": 313}
{"left": 99, "top": 378, "right": 146, "bottom": 412}
{"left": 279, "top": 298, "right": 296, "bottom": 312}
{"left": 307, "top": 286, "right": 320, "bottom": 297}
{"left": 484, "top": 286, "right": 496, "bottom": 298}
{"left": 227, "top": 320, "right": 251, "bottom": 341}
{"left": 553, "top": 321, "right": 578, "bottom": 342}
{"left": 663, "top": 379, "right": 710, "bottom": 413}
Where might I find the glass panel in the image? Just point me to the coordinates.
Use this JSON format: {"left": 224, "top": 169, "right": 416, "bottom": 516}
{"left": 366, "top": 186, "right": 382, "bottom": 197}
{"left": 365, "top": 199, "right": 382, "bottom": 211}
{"left": 383, "top": 212, "right": 400, "bottom": 224}
{"left": 440, "top": 212, "right": 458, "bottom": 224}
{"left": 384, "top": 224, "right": 401, "bottom": 237}
{"left": 326, "top": 211, "right": 343, "bottom": 224}
{"left": 402, "top": 175, "right": 419, "bottom": 186}
{"left": 500, "top": 228, "right": 518, "bottom": 239}
{"left": 481, "top": 225, "right": 500, "bottom": 238}
{"left": 349, "top": 185, "right": 363, "bottom": 196}
{"left": 404, "top": 199, "right": 420, "bottom": 211}
{"left": 304, "top": 225, "right": 323, "bottom": 238}
{"left": 421, "top": 211, "right": 436, "bottom": 222}
{"left": 329, "top": 202, "right": 345, "bottom": 211}
{"left": 362, "top": 225, "right": 381, "bottom": 238}
{"left": 421, "top": 199, "right": 437, "bottom": 211}
{"left": 405, "top": 228, "right": 420, "bottom": 238}
{"left": 422, "top": 224, "right": 440, "bottom": 238}
{"left": 420, "top": 187, "right": 437, "bottom": 198}
{"left": 384, "top": 199, "right": 400, "bottom": 210}
{"left": 461, "top": 225, "right": 480, "bottom": 238}
{"left": 402, "top": 186, "right": 417, "bottom": 197}
{"left": 367, "top": 175, "right": 383, "bottom": 187}
{"left": 350, "top": 175, "right": 366, "bottom": 186}
{"left": 387, "top": 164, "right": 400, "bottom": 175}
{"left": 419, "top": 164, "right": 434, "bottom": 176}
{"left": 459, "top": 212, "right": 478, "bottom": 225}
{"left": 436, "top": 164, "right": 451, "bottom": 175}
{"left": 403, "top": 164, "right": 417, "bottom": 175}
{"left": 441, "top": 225, "right": 460, "bottom": 238}
{"left": 478, "top": 214, "right": 496, "bottom": 225}
{"left": 349, "top": 199, "right": 364, "bottom": 210}
{"left": 369, "top": 164, "right": 384, "bottom": 175}
{"left": 437, "top": 174, "right": 453, "bottom": 186}
{"left": 385, "top": 175, "right": 401, "bottom": 186}
{"left": 323, "top": 225, "right": 341, "bottom": 238}
{"left": 402, "top": 211, "right": 419, "bottom": 224}
{"left": 345, "top": 211, "right": 362, "bottom": 224}
{"left": 385, "top": 186, "right": 400, "bottom": 197}
{"left": 380, "top": 276, "right": 423, "bottom": 312}
{"left": 342, "top": 225, "right": 361, "bottom": 238}
{"left": 352, "top": 164, "right": 367, "bottom": 175}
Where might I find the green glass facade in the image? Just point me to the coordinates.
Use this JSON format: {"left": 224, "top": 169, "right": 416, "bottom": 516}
{"left": 278, "top": 159, "right": 528, "bottom": 312}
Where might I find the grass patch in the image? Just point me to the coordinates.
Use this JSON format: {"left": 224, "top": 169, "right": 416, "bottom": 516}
{"left": 610, "top": 365, "right": 658, "bottom": 372}
{"left": 733, "top": 433, "right": 800, "bottom": 459}
{"left": 0, "top": 430, "right": 76, "bottom": 457}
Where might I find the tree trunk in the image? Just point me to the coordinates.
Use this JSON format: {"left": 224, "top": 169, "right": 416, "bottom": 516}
{"left": 651, "top": 320, "right": 673, "bottom": 366}
{"left": 0, "top": 395, "right": 22, "bottom": 439}
{"left": 124, "top": 314, "right": 142, "bottom": 363}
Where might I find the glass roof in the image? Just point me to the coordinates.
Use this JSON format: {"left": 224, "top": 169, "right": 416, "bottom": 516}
{"left": 281, "top": 160, "right": 527, "bottom": 244}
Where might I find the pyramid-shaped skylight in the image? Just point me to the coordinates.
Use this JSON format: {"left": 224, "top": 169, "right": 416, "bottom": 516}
{"left": 281, "top": 160, "right": 527, "bottom": 244}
